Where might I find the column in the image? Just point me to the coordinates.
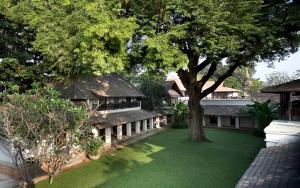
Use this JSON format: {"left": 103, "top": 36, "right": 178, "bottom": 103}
{"left": 135, "top": 121, "right": 141, "bottom": 134}
{"left": 202, "top": 116, "right": 206, "bottom": 127}
{"left": 126, "top": 122, "right": 132, "bottom": 136}
{"left": 117, "top": 125, "right": 122, "bottom": 140}
{"left": 143, "top": 119, "right": 147, "bottom": 131}
{"left": 164, "top": 115, "right": 168, "bottom": 125}
{"left": 156, "top": 117, "right": 161, "bottom": 128}
{"left": 235, "top": 117, "right": 240, "bottom": 129}
{"left": 92, "top": 128, "right": 99, "bottom": 137}
{"left": 217, "top": 116, "right": 222, "bottom": 128}
{"left": 149, "top": 118, "right": 154, "bottom": 129}
{"left": 288, "top": 93, "right": 293, "bottom": 121}
{"left": 105, "top": 127, "right": 111, "bottom": 144}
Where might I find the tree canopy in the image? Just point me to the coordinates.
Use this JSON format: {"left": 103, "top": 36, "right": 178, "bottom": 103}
{"left": 0, "top": 13, "right": 44, "bottom": 92}
{"left": 1, "top": 0, "right": 137, "bottom": 80}
{"left": 265, "top": 70, "right": 300, "bottom": 86}
{"left": 125, "top": 0, "right": 300, "bottom": 140}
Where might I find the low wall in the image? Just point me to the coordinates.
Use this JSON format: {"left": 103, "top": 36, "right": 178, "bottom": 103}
{"left": 264, "top": 120, "right": 300, "bottom": 147}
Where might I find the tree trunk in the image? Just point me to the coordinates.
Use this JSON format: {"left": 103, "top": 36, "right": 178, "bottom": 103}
{"left": 188, "top": 93, "right": 207, "bottom": 141}
{"left": 49, "top": 175, "right": 54, "bottom": 184}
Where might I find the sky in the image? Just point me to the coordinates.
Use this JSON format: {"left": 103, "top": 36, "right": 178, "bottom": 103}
{"left": 253, "top": 51, "right": 300, "bottom": 81}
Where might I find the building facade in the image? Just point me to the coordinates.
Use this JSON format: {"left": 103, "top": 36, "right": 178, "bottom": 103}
{"left": 261, "top": 79, "right": 300, "bottom": 147}
{"left": 201, "top": 99, "right": 256, "bottom": 129}
{"left": 56, "top": 73, "right": 167, "bottom": 146}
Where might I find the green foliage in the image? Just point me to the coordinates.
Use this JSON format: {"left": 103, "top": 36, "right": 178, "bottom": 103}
{"left": 0, "top": 86, "right": 92, "bottom": 183}
{"left": 1, "top": 0, "right": 137, "bottom": 80}
{"left": 265, "top": 70, "right": 300, "bottom": 86}
{"left": 246, "top": 100, "right": 278, "bottom": 136}
{"left": 172, "top": 102, "right": 188, "bottom": 129}
{"left": 127, "top": 0, "right": 300, "bottom": 140}
{"left": 83, "top": 137, "right": 103, "bottom": 156}
{"left": 250, "top": 79, "right": 263, "bottom": 94}
{"left": 0, "top": 58, "right": 44, "bottom": 93}
{"left": 0, "top": 13, "right": 44, "bottom": 92}
{"left": 265, "top": 71, "right": 293, "bottom": 86}
{"left": 224, "top": 76, "right": 242, "bottom": 90}
{"left": 123, "top": 72, "right": 169, "bottom": 111}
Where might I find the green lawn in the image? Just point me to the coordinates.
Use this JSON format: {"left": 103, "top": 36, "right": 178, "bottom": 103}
{"left": 36, "top": 129, "right": 264, "bottom": 188}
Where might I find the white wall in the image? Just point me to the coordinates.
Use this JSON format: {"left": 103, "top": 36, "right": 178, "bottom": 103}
{"left": 200, "top": 99, "right": 253, "bottom": 106}
{"left": 0, "top": 140, "right": 15, "bottom": 166}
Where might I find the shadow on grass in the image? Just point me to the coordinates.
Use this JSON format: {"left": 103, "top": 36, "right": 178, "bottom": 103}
{"left": 35, "top": 129, "right": 264, "bottom": 188}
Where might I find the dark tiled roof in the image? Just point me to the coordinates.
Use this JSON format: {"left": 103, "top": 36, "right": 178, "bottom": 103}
{"left": 164, "top": 80, "right": 184, "bottom": 97}
{"left": 251, "top": 92, "right": 280, "bottom": 103}
{"left": 91, "top": 109, "right": 158, "bottom": 128}
{"left": 55, "top": 73, "right": 145, "bottom": 99}
{"left": 261, "top": 79, "right": 300, "bottom": 93}
{"left": 163, "top": 81, "right": 175, "bottom": 90}
{"left": 168, "top": 89, "right": 182, "bottom": 97}
{"left": 202, "top": 105, "right": 249, "bottom": 116}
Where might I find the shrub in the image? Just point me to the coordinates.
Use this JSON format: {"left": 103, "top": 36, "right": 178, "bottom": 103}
{"left": 172, "top": 121, "right": 188, "bottom": 129}
{"left": 84, "top": 138, "right": 103, "bottom": 156}
{"left": 172, "top": 102, "right": 188, "bottom": 129}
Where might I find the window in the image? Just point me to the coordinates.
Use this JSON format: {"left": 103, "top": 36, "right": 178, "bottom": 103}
{"left": 209, "top": 116, "right": 217, "bottom": 125}
{"left": 230, "top": 116, "right": 236, "bottom": 126}
{"left": 99, "top": 97, "right": 106, "bottom": 105}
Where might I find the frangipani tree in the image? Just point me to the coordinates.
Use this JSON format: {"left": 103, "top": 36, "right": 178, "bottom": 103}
{"left": 0, "top": 87, "right": 96, "bottom": 186}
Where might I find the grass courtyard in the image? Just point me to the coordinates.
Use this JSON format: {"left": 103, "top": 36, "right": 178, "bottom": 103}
{"left": 36, "top": 128, "right": 264, "bottom": 188}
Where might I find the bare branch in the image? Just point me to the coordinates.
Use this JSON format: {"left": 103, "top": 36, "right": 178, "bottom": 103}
{"left": 200, "top": 62, "right": 242, "bottom": 98}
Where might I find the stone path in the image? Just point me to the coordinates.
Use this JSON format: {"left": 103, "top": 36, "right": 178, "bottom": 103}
{"left": 236, "top": 142, "right": 300, "bottom": 188}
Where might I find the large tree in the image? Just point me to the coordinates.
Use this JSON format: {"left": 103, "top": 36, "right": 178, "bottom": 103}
{"left": 125, "top": 0, "right": 300, "bottom": 141}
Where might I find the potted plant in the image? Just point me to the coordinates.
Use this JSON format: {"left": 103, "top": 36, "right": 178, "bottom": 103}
{"left": 85, "top": 137, "right": 103, "bottom": 160}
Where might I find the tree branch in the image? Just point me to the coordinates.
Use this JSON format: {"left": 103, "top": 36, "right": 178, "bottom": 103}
{"left": 193, "top": 59, "right": 211, "bottom": 74}
{"left": 197, "top": 62, "right": 217, "bottom": 90}
{"left": 200, "top": 62, "right": 242, "bottom": 98}
{"left": 177, "top": 68, "right": 190, "bottom": 90}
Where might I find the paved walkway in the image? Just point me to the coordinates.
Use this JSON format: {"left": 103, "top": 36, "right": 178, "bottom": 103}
{"left": 0, "top": 173, "right": 17, "bottom": 188}
{"left": 236, "top": 142, "right": 300, "bottom": 188}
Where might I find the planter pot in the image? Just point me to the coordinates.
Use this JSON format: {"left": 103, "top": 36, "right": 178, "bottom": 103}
{"left": 87, "top": 154, "right": 100, "bottom": 160}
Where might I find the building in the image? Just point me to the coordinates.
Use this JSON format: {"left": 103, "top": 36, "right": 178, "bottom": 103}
{"left": 201, "top": 99, "right": 255, "bottom": 129}
{"left": 165, "top": 73, "right": 254, "bottom": 129}
{"left": 237, "top": 80, "right": 300, "bottom": 188}
{"left": 164, "top": 74, "right": 188, "bottom": 105}
{"left": 56, "top": 73, "right": 167, "bottom": 146}
{"left": 164, "top": 80, "right": 186, "bottom": 105}
{"left": 165, "top": 73, "right": 241, "bottom": 105}
{"left": 203, "top": 81, "right": 241, "bottom": 99}
{"left": 261, "top": 79, "right": 300, "bottom": 147}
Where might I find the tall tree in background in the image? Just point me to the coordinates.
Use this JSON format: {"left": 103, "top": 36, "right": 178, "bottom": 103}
{"left": 265, "top": 70, "right": 300, "bottom": 86}
{"left": 126, "top": 0, "right": 300, "bottom": 141}
{"left": 0, "top": 14, "right": 44, "bottom": 92}
{"left": 123, "top": 73, "right": 169, "bottom": 111}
